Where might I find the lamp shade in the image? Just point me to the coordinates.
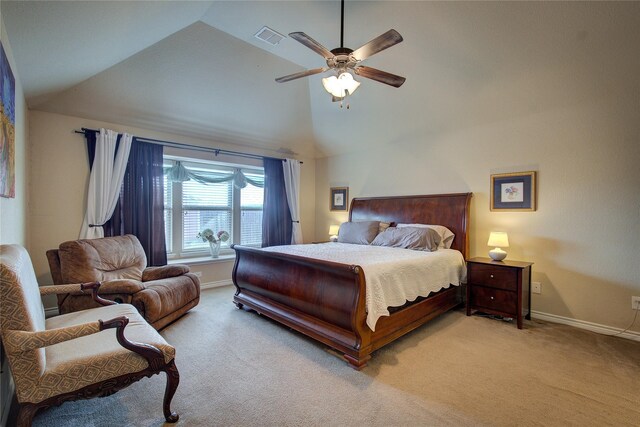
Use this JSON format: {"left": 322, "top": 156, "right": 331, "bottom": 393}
{"left": 329, "top": 224, "right": 340, "bottom": 242}
{"left": 487, "top": 232, "right": 509, "bottom": 261}
{"left": 487, "top": 232, "right": 509, "bottom": 248}
{"left": 322, "top": 72, "right": 360, "bottom": 98}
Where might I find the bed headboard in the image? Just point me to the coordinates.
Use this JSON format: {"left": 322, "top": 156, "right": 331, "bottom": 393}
{"left": 349, "top": 193, "right": 472, "bottom": 259}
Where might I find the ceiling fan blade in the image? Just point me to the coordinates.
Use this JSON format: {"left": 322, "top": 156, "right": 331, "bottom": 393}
{"left": 275, "top": 67, "right": 327, "bottom": 83}
{"left": 351, "top": 29, "right": 403, "bottom": 61}
{"left": 354, "top": 66, "right": 406, "bottom": 88}
{"left": 289, "top": 32, "right": 335, "bottom": 60}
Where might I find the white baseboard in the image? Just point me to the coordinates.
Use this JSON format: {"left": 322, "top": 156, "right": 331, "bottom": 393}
{"left": 41, "top": 286, "right": 637, "bottom": 342}
{"left": 200, "top": 279, "right": 233, "bottom": 290}
{"left": 532, "top": 310, "right": 640, "bottom": 342}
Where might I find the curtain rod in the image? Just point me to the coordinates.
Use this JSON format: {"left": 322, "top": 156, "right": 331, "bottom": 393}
{"left": 73, "top": 128, "right": 301, "bottom": 164}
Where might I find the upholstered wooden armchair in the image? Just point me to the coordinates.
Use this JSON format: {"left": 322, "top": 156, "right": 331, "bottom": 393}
{"left": 0, "top": 244, "right": 180, "bottom": 426}
{"left": 46, "top": 235, "right": 200, "bottom": 330}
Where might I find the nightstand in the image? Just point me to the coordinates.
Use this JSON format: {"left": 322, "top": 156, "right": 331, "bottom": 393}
{"left": 465, "top": 257, "right": 533, "bottom": 329}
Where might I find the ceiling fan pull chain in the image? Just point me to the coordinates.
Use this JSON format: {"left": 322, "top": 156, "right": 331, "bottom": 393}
{"left": 340, "top": 89, "right": 350, "bottom": 110}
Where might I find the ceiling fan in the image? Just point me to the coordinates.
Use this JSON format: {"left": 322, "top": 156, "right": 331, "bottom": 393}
{"left": 275, "top": 0, "right": 406, "bottom": 105}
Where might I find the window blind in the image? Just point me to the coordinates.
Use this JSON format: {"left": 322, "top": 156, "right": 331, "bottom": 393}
{"left": 163, "top": 173, "right": 173, "bottom": 253}
{"left": 241, "top": 178, "right": 264, "bottom": 246}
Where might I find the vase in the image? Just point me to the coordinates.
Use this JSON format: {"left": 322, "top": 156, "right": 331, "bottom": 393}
{"left": 208, "top": 241, "right": 221, "bottom": 258}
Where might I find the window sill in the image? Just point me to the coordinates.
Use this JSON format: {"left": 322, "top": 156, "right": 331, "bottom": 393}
{"left": 167, "top": 254, "right": 236, "bottom": 265}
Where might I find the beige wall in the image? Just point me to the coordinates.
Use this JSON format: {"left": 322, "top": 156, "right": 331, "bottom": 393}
{"left": 315, "top": 96, "right": 639, "bottom": 333}
{"left": 28, "top": 110, "right": 316, "bottom": 309}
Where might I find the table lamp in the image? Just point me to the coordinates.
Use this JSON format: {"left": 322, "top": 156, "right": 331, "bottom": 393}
{"left": 329, "top": 225, "right": 340, "bottom": 242}
{"left": 488, "top": 231, "right": 509, "bottom": 261}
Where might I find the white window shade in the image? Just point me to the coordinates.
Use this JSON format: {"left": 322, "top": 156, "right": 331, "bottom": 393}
{"left": 241, "top": 181, "right": 263, "bottom": 246}
{"left": 163, "top": 173, "right": 173, "bottom": 253}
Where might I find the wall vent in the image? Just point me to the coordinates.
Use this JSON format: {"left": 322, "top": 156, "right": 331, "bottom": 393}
{"left": 254, "top": 26, "right": 286, "bottom": 46}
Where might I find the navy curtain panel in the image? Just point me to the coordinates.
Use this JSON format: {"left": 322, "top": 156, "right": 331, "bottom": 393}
{"left": 85, "top": 130, "right": 98, "bottom": 165}
{"left": 85, "top": 132, "right": 167, "bottom": 265}
{"left": 261, "top": 158, "right": 292, "bottom": 247}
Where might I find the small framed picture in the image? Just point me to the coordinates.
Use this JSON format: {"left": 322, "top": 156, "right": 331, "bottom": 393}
{"left": 330, "top": 187, "right": 349, "bottom": 211}
{"left": 490, "top": 171, "right": 537, "bottom": 211}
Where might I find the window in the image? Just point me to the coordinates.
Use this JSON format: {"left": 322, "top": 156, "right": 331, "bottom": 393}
{"left": 240, "top": 171, "right": 264, "bottom": 247}
{"left": 163, "top": 157, "right": 264, "bottom": 258}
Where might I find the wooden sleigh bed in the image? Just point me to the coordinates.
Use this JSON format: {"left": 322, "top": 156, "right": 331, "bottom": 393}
{"left": 232, "top": 193, "right": 472, "bottom": 369}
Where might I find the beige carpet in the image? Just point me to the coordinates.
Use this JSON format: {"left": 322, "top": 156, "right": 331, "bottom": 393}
{"left": 30, "top": 286, "right": 639, "bottom": 427}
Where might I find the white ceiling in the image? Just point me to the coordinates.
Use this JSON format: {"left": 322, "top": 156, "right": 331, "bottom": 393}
{"left": 2, "top": 1, "right": 639, "bottom": 158}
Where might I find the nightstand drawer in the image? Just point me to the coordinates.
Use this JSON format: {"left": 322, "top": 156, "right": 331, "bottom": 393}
{"left": 468, "top": 263, "right": 517, "bottom": 291}
{"left": 469, "top": 286, "right": 517, "bottom": 315}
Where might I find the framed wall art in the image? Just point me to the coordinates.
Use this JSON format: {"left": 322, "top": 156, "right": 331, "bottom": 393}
{"left": 330, "top": 187, "right": 349, "bottom": 211}
{"left": 490, "top": 171, "right": 537, "bottom": 211}
{"left": 0, "top": 41, "right": 16, "bottom": 198}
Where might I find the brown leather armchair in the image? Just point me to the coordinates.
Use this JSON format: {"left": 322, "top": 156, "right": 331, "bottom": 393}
{"left": 46, "top": 235, "right": 200, "bottom": 330}
{"left": 1, "top": 244, "right": 179, "bottom": 426}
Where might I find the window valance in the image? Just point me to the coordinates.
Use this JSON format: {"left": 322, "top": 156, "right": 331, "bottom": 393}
{"left": 164, "top": 161, "right": 264, "bottom": 189}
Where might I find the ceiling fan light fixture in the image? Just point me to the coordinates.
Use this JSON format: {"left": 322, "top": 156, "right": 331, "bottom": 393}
{"left": 274, "top": 0, "right": 405, "bottom": 106}
{"left": 322, "top": 72, "right": 360, "bottom": 98}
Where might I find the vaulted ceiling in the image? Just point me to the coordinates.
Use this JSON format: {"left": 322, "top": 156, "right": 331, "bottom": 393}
{"left": 3, "top": 1, "right": 638, "bottom": 158}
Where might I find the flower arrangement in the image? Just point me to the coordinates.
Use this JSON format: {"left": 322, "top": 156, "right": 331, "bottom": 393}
{"left": 504, "top": 185, "right": 520, "bottom": 200}
{"left": 197, "top": 228, "right": 230, "bottom": 244}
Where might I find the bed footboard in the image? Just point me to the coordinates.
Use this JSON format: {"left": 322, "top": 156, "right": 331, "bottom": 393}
{"left": 232, "top": 245, "right": 373, "bottom": 368}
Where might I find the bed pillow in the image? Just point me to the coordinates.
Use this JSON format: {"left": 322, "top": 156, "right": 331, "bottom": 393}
{"left": 370, "top": 226, "right": 441, "bottom": 251}
{"left": 396, "top": 223, "right": 455, "bottom": 249}
{"left": 379, "top": 221, "right": 391, "bottom": 234}
{"left": 337, "top": 221, "right": 381, "bottom": 245}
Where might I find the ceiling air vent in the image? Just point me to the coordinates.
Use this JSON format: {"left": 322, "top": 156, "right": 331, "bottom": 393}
{"left": 254, "top": 26, "right": 286, "bottom": 46}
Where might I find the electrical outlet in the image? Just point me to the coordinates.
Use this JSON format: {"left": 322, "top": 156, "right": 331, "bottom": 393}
{"left": 632, "top": 296, "right": 640, "bottom": 310}
{"left": 193, "top": 271, "right": 203, "bottom": 278}
{"left": 531, "top": 282, "right": 541, "bottom": 294}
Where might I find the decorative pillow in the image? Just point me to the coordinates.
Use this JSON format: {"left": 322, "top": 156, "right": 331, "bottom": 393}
{"left": 379, "top": 222, "right": 391, "bottom": 234}
{"left": 370, "top": 226, "right": 441, "bottom": 251}
{"left": 337, "top": 221, "right": 381, "bottom": 245}
{"left": 396, "top": 223, "right": 455, "bottom": 249}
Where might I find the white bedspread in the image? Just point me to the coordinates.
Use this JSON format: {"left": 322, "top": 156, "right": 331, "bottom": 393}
{"left": 261, "top": 243, "right": 467, "bottom": 331}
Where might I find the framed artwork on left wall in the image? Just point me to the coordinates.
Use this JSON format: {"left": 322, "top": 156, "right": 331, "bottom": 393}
{"left": 0, "top": 41, "right": 16, "bottom": 198}
{"left": 330, "top": 187, "right": 349, "bottom": 211}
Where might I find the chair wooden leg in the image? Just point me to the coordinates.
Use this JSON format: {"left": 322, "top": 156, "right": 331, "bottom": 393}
{"left": 163, "top": 360, "right": 180, "bottom": 423}
{"left": 17, "top": 403, "right": 38, "bottom": 427}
